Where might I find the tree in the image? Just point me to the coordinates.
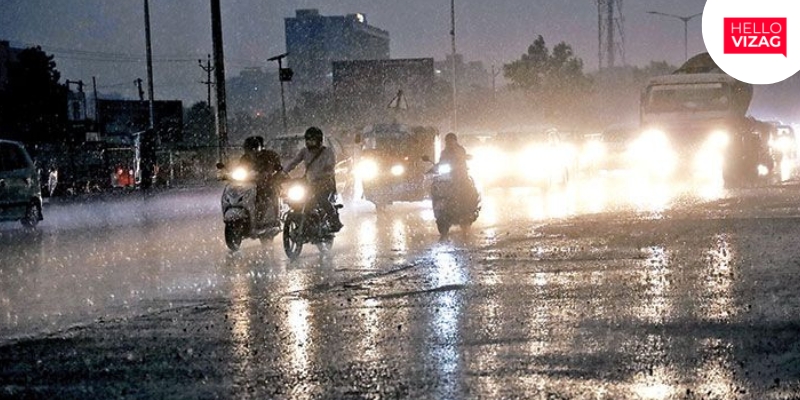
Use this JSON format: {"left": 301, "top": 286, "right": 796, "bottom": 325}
{"left": 503, "top": 36, "right": 591, "bottom": 125}
{"left": 0, "top": 46, "right": 68, "bottom": 143}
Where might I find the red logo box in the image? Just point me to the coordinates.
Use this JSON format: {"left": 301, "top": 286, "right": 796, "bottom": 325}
{"left": 724, "top": 17, "right": 787, "bottom": 56}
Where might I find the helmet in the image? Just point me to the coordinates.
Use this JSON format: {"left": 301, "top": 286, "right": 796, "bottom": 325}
{"left": 444, "top": 132, "right": 458, "bottom": 143}
{"left": 304, "top": 126, "right": 323, "bottom": 141}
{"left": 243, "top": 136, "right": 263, "bottom": 153}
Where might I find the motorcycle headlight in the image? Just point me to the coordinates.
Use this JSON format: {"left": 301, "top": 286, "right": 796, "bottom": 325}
{"left": 390, "top": 164, "right": 405, "bottom": 176}
{"left": 231, "top": 167, "right": 249, "bottom": 181}
{"left": 438, "top": 163, "right": 452, "bottom": 175}
{"left": 357, "top": 159, "right": 379, "bottom": 181}
{"left": 287, "top": 184, "right": 306, "bottom": 202}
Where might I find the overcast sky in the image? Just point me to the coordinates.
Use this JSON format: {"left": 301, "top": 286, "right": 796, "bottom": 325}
{"left": 0, "top": 0, "right": 797, "bottom": 121}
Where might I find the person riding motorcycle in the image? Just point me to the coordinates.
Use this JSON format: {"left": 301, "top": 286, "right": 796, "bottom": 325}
{"left": 239, "top": 136, "right": 282, "bottom": 228}
{"left": 284, "top": 127, "right": 344, "bottom": 232}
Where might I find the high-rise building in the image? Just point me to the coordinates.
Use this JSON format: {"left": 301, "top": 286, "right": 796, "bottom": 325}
{"left": 285, "top": 9, "right": 390, "bottom": 93}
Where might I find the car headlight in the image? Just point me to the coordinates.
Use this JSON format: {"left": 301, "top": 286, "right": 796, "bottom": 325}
{"left": 231, "top": 167, "right": 249, "bottom": 181}
{"left": 357, "top": 159, "right": 379, "bottom": 181}
{"left": 771, "top": 135, "right": 793, "bottom": 153}
{"left": 581, "top": 139, "right": 606, "bottom": 164}
{"left": 287, "top": 184, "right": 306, "bottom": 202}
{"left": 390, "top": 164, "right": 405, "bottom": 176}
{"left": 627, "top": 129, "right": 676, "bottom": 176}
{"left": 707, "top": 130, "right": 730, "bottom": 149}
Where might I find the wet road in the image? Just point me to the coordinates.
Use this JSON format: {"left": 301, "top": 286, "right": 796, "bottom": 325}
{"left": 3, "top": 177, "right": 800, "bottom": 399}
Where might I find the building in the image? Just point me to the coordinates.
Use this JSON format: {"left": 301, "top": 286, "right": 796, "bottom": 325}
{"left": 227, "top": 67, "right": 280, "bottom": 117}
{"left": 285, "top": 9, "right": 390, "bottom": 94}
{"left": 332, "top": 58, "right": 436, "bottom": 127}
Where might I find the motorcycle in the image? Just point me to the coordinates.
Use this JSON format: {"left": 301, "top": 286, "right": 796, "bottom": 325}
{"left": 281, "top": 177, "right": 342, "bottom": 260}
{"left": 217, "top": 163, "right": 281, "bottom": 251}
{"left": 423, "top": 157, "right": 481, "bottom": 237}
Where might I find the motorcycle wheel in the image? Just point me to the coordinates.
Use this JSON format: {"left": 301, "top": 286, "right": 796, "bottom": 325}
{"left": 283, "top": 215, "right": 303, "bottom": 260}
{"left": 224, "top": 222, "right": 244, "bottom": 251}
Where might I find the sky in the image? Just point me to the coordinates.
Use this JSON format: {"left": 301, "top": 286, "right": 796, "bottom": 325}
{"left": 0, "top": 0, "right": 798, "bottom": 122}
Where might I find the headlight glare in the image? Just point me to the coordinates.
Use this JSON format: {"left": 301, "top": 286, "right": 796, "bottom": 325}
{"left": 231, "top": 167, "right": 249, "bottom": 181}
{"left": 287, "top": 185, "right": 306, "bottom": 202}
{"left": 390, "top": 164, "right": 405, "bottom": 176}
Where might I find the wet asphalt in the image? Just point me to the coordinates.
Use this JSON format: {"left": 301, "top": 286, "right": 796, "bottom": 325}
{"left": 3, "top": 177, "right": 800, "bottom": 399}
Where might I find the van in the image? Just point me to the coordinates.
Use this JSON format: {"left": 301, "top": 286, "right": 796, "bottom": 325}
{"left": 0, "top": 140, "right": 43, "bottom": 227}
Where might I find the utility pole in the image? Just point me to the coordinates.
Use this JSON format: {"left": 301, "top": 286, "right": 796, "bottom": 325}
{"left": 92, "top": 76, "right": 98, "bottom": 121}
{"left": 143, "top": 0, "right": 155, "bottom": 130}
{"left": 268, "top": 53, "right": 291, "bottom": 137}
{"left": 450, "top": 0, "right": 457, "bottom": 133}
{"left": 210, "top": 0, "right": 229, "bottom": 164}
{"left": 134, "top": 78, "right": 144, "bottom": 101}
{"left": 491, "top": 64, "right": 501, "bottom": 103}
{"left": 198, "top": 54, "right": 214, "bottom": 106}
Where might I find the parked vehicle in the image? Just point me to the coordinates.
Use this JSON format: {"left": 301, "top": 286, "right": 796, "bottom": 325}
{"left": 0, "top": 140, "right": 43, "bottom": 227}
{"left": 217, "top": 163, "right": 281, "bottom": 251}
{"left": 423, "top": 156, "right": 480, "bottom": 237}
{"left": 281, "top": 177, "right": 341, "bottom": 260}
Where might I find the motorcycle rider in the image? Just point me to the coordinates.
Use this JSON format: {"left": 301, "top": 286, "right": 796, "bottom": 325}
{"left": 284, "top": 127, "right": 344, "bottom": 232}
{"left": 437, "top": 132, "right": 478, "bottom": 209}
{"left": 239, "top": 136, "right": 282, "bottom": 229}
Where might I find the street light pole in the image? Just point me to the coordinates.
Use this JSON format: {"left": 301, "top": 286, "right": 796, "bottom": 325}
{"left": 647, "top": 11, "right": 702, "bottom": 62}
{"left": 450, "top": 0, "right": 457, "bottom": 133}
{"left": 268, "top": 53, "right": 290, "bottom": 137}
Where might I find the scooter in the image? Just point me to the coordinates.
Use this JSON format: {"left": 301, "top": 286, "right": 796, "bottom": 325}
{"left": 281, "top": 178, "right": 342, "bottom": 260}
{"left": 217, "top": 163, "right": 281, "bottom": 251}
{"left": 423, "top": 157, "right": 481, "bottom": 237}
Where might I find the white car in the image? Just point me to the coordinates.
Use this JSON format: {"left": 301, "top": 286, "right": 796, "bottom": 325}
{"left": 0, "top": 139, "right": 43, "bottom": 227}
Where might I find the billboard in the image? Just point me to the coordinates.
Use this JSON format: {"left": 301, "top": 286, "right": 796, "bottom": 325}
{"left": 333, "top": 58, "right": 436, "bottom": 127}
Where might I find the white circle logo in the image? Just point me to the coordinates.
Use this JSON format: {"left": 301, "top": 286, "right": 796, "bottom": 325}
{"left": 703, "top": 0, "right": 800, "bottom": 84}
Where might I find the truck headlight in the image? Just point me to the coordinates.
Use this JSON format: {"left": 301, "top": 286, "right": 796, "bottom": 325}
{"left": 390, "top": 164, "right": 405, "bottom": 176}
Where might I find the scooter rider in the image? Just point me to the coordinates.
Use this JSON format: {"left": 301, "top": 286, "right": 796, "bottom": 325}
{"left": 284, "top": 127, "right": 344, "bottom": 232}
{"left": 437, "top": 132, "right": 477, "bottom": 206}
{"left": 439, "top": 132, "right": 469, "bottom": 179}
{"left": 239, "top": 136, "right": 282, "bottom": 228}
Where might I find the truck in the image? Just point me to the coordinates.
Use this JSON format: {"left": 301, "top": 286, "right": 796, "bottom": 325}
{"left": 636, "top": 52, "right": 776, "bottom": 187}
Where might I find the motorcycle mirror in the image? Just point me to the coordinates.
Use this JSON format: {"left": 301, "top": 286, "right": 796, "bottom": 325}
{"left": 216, "top": 162, "right": 225, "bottom": 170}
